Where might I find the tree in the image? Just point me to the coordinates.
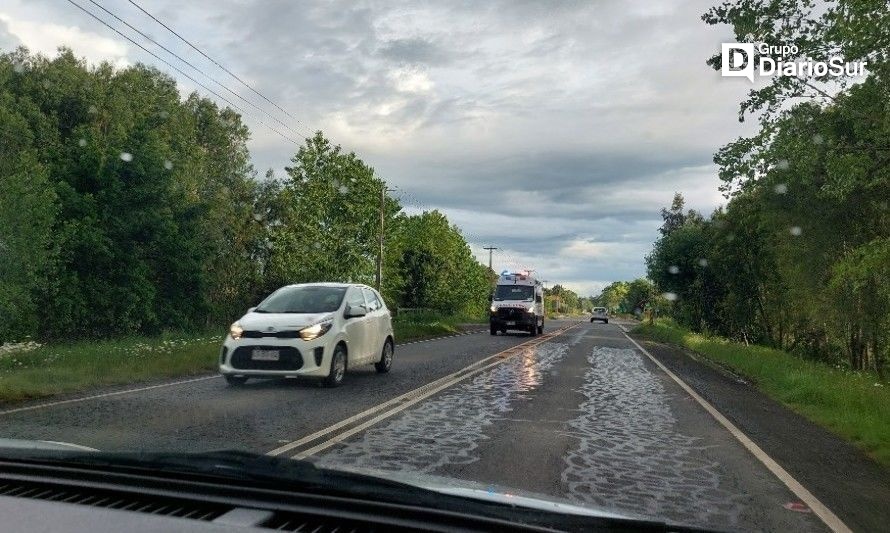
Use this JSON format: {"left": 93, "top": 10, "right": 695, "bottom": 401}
{"left": 267, "top": 133, "right": 398, "bottom": 289}
{"left": 387, "top": 211, "right": 490, "bottom": 316}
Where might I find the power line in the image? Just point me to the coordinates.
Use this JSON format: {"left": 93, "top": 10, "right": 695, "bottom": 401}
{"left": 127, "top": 0, "right": 312, "bottom": 135}
{"left": 64, "top": 0, "right": 300, "bottom": 146}
{"left": 85, "top": 0, "right": 309, "bottom": 140}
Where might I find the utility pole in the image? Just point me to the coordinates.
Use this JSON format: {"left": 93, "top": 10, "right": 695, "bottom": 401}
{"left": 376, "top": 186, "right": 395, "bottom": 291}
{"left": 483, "top": 246, "right": 498, "bottom": 273}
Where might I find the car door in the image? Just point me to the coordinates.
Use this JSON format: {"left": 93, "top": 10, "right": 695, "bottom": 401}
{"left": 343, "top": 287, "right": 371, "bottom": 362}
{"left": 362, "top": 288, "right": 383, "bottom": 359}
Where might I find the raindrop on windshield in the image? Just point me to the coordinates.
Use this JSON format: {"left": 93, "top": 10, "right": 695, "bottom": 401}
{"left": 774, "top": 183, "right": 788, "bottom": 194}
{"left": 668, "top": 265, "right": 680, "bottom": 274}
{"left": 78, "top": 138, "right": 87, "bottom": 147}
{"left": 159, "top": 110, "right": 169, "bottom": 119}
{"left": 697, "top": 258, "right": 709, "bottom": 267}
{"left": 812, "top": 134, "right": 824, "bottom": 144}
{"left": 88, "top": 105, "right": 98, "bottom": 114}
{"left": 790, "top": 226, "right": 802, "bottom": 236}
{"left": 338, "top": 185, "right": 349, "bottom": 194}
{"left": 119, "top": 152, "right": 133, "bottom": 162}
{"left": 42, "top": 79, "right": 51, "bottom": 89}
{"left": 12, "top": 61, "right": 25, "bottom": 73}
{"left": 776, "top": 159, "right": 790, "bottom": 170}
{"left": 662, "top": 292, "right": 678, "bottom": 301}
{"left": 163, "top": 160, "right": 173, "bottom": 170}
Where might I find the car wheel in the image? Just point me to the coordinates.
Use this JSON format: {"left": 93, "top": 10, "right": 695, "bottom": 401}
{"left": 224, "top": 375, "right": 248, "bottom": 386}
{"left": 325, "top": 345, "right": 347, "bottom": 388}
{"left": 605, "top": 319, "right": 609, "bottom": 324}
{"left": 375, "top": 339, "right": 393, "bottom": 373}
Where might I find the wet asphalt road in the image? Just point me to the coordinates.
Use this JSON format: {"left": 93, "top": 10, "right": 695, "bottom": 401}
{"left": 0, "top": 320, "right": 829, "bottom": 532}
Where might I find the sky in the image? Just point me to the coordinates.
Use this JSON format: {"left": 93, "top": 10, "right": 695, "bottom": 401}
{"left": 0, "top": 0, "right": 758, "bottom": 296}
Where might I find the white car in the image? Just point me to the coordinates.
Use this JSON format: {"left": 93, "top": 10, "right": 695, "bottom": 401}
{"left": 219, "top": 283, "right": 394, "bottom": 387}
{"left": 590, "top": 307, "right": 609, "bottom": 324}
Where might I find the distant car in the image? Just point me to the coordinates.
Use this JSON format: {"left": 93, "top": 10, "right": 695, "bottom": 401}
{"left": 220, "top": 283, "right": 394, "bottom": 387}
{"left": 590, "top": 307, "right": 609, "bottom": 324}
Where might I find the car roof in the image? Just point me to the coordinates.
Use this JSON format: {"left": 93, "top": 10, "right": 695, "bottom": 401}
{"left": 284, "top": 282, "right": 372, "bottom": 290}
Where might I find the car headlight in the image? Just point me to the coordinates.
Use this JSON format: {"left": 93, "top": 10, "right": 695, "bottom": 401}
{"left": 229, "top": 322, "right": 243, "bottom": 340}
{"left": 527, "top": 306, "right": 535, "bottom": 313}
{"left": 490, "top": 305, "right": 497, "bottom": 313}
{"left": 299, "top": 321, "right": 332, "bottom": 341}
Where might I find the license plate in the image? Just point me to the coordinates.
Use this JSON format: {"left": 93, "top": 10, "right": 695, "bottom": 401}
{"left": 506, "top": 321, "right": 515, "bottom": 326}
{"left": 252, "top": 349, "right": 280, "bottom": 361}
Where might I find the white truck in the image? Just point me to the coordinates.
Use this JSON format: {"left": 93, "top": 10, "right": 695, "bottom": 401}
{"left": 489, "top": 271, "right": 544, "bottom": 336}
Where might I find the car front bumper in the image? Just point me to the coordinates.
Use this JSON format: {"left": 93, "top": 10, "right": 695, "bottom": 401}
{"left": 490, "top": 309, "right": 537, "bottom": 329}
{"left": 218, "top": 335, "right": 335, "bottom": 378}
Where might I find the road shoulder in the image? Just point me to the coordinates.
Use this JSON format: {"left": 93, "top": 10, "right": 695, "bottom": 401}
{"left": 629, "top": 333, "right": 890, "bottom": 533}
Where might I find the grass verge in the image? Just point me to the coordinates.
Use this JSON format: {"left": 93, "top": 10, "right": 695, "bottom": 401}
{"left": 0, "top": 313, "right": 487, "bottom": 404}
{"left": 393, "top": 311, "right": 486, "bottom": 341}
{"left": 633, "top": 319, "right": 890, "bottom": 467}
{"left": 0, "top": 333, "right": 220, "bottom": 404}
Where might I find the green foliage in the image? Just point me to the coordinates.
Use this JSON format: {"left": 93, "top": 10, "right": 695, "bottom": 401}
{"left": 634, "top": 320, "right": 890, "bottom": 466}
{"left": 267, "top": 133, "right": 393, "bottom": 288}
{"left": 386, "top": 211, "right": 491, "bottom": 317}
{"left": 636, "top": 2, "right": 889, "bottom": 371}
{"left": 0, "top": 47, "right": 492, "bottom": 344}
{"left": 0, "top": 332, "right": 220, "bottom": 403}
{"left": 545, "top": 284, "right": 585, "bottom": 315}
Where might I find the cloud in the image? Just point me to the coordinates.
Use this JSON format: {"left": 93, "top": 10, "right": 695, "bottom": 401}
{"left": 2, "top": 0, "right": 751, "bottom": 291}
{"left": 378, "top": 37, "right": 452, "bottom": 65}
{"left": 0, "top": 17, "right": 19, "bottom": 50}
{"left": 0, "top": 12, "right": 128, "bottom": 67}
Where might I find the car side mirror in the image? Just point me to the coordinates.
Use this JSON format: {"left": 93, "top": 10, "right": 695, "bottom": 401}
{"left": 345, "top": 305, "right": 367, "bottom": 319}
{"left": 247, "top": 306, "right": 256, "bottom": 313}
{"left": 488, "top": 293, "right": 494, "bottom": 302}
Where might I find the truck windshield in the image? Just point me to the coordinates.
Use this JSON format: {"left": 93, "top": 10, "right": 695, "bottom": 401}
{"left": 493, "top": 285, "right": 534, "bottom": 301}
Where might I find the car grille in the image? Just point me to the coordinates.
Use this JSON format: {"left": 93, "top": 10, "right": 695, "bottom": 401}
{"left": 496, "top": 307, "right": 526, "bottom": 320}
{"left": 241, "top": 330, "right": 301, "bottom": 339}
{"left": 231, "top": 346, "right": 303, "bottom": 371}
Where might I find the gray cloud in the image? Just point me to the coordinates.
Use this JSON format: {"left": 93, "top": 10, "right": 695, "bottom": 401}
{"left": 0, "top": 19, "right": 21, "bottom": 51}
{"left": 378, "top": 37, "right": 452, "bottom": 65}
{"left": 5, "top": 0, "right": 747, "bottom": 295}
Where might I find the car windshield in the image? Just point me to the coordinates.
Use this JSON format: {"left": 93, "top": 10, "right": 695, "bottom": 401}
{"left": 1, "top": 2, "right": 886, "bottom": 532}
{"left": 255, "top": 286, "right": 346, "bottom": 314}
{"left": 493, "top": 285, "right": 534, "bottom": 301}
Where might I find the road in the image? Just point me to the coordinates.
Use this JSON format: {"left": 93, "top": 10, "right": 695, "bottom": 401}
{"left": 0, "top": 319, "right": 839, "bottom": 531}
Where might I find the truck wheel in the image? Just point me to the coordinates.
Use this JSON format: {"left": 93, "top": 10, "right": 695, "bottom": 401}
{"left": 538, "top": 321, "right": 544, "bottom": 334}
{"left": 490, "top": 324, "right": 498, "bottom": 335}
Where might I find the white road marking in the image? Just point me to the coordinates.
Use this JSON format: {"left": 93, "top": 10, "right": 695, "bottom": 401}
{"left": 267, "top": 324, "right": 578, "bottom": 458}
{"left": 0, "top": 330, "right": 487, "bottom": 417}
{"left": 0, "top": 375, "right": 220, "bottom": 416}
{"left": 621, "top": 331, "right": 851, "bottom": 533}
